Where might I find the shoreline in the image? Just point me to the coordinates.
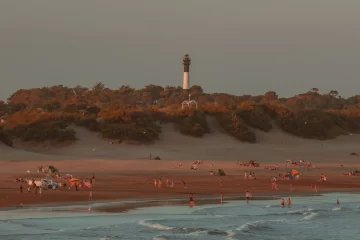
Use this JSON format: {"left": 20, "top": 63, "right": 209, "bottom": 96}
{"left": 2, "top": 190, "right": 359, "bottom": 214}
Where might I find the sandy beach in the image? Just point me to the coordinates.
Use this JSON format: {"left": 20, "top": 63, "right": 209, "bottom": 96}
{"left": 1, "top": 124, "right": 360, "bottom": 211}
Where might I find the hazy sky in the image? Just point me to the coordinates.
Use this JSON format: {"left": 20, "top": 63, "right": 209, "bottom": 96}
{"left": 1, "top": 0, "right": 360, "bottom": 100}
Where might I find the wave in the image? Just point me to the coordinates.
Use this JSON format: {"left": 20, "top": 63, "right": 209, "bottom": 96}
{"left": 237, "top": 219, "right": 285, "bottom": 233}
{"left": 138, "top": 220, "right": 175, "bottom": 230}
{"left": 301, "top": 212, "right": 319, "bottom": 221}
{"left": 152, "top": 237, "right": 168, "bottom": 240}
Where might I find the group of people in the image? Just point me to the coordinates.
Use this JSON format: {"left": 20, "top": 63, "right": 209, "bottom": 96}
{"left": 286, "top": 160, "right": 314, "bottom": 168}
{"left": 154, "top": 177, "right": 174, "bottom": 188}
{"left": 244, "top": 172, "right": 256, "bottom": 180}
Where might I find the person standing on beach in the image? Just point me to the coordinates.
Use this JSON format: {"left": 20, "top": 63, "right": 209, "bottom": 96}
{"left": 91, "top": 173, "right": 96, "bottom": 184}
{"left": 158, "top": 178, "right": 162, "bottom": 188}
{"left": 89, "top": 190, "right": 92, "bottom": 200}
{"left": 34, "top": 186, "right": 38, "bottom": 196}
{"left": 39, "top": 187, "right": 42, "bottom": 197}
{"left": 245, "top": 191, "right": 251, "bottom": 204}
{"left": 154, "top": 178, "right": 157, "bottom": 188}
{"left": 220, "top": 179, "right": 223, "bottom": 187}
{"left": 220, "top": 193, "right": 224, "bottom": 204}
{"left": 20, "top": 184, "right": 23, "bottom": 194}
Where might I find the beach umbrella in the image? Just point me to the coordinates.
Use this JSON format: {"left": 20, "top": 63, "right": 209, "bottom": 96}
{"left": 291, "top": 169, "right": 299, "bottom": 175}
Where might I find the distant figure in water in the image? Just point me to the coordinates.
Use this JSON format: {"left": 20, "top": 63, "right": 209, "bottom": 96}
{"left": 189, "top": 193, "right": 195, "bottom": 207}
{"left": 287, "top": 198, "right": 291, "bottom": 207}
{"left": 336, "top": 199, "right": 339, "bottom": 205}
{"left": 280, "top": 198, "right": 285, "bottom": 207}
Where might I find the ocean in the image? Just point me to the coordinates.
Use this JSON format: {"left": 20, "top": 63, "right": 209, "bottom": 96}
{"left": 1, "top": 193, "right": 359, "bottom": 240}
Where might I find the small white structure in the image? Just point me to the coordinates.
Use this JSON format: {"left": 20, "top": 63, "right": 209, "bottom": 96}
{"left": 182, "top": 94, "right": 198, "bottom": 109}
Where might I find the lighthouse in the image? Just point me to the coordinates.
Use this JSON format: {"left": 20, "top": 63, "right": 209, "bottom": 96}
{"left": 182, "top": 54, "right": 191, "bottom": 90}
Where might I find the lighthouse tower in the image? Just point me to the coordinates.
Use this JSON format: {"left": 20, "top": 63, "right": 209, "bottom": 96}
{"left": 182, "top": 54, "right": 191, "bottom": 90}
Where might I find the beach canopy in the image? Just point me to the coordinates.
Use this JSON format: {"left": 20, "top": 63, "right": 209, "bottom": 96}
{"left": 291, "top": 169, "right": 299, "bottom": 175}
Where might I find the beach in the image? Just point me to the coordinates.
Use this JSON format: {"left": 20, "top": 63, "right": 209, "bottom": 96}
{"left": 1, "top": 159, "right": 360, "bottom": 211}
{"left": 1, "top": 126, "right": 360, "bottom": 240}
{"left": 1, "top": 124, "right": 360, "bottom": 210}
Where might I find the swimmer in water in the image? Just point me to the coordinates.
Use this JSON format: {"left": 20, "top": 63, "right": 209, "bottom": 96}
{"left": 336, "top": 199, "right": 339, "bottom": 205}
{"left": 245, "top": 191, "right": 251, "bottom": 204}
{"left": 287, "top": 198, "right": 291, "bottom": 207}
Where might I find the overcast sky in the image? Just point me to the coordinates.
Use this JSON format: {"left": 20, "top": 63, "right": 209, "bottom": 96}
{"left": 1, "top": 0, "right": 359, "bottom": 100}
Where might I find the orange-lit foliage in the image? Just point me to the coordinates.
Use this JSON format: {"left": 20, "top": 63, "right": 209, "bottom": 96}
{"left": 2, "top": 85, "right": 360, "bottom": 143}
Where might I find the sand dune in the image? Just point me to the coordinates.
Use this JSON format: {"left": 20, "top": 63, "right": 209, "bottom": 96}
{"left": 1, "top": 118, "right": 359, "bottom": 162}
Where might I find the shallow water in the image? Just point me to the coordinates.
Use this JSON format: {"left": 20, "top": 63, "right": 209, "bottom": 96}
{"left": 1, "top": 193, "right": 360, "bottom": 240}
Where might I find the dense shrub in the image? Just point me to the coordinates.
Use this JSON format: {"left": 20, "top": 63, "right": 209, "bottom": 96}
{"left": 9, "top": 119, "right": 76, "bottom": 142}
{"left": 176, "top": 110, "right": 210, "bottom": 137}
{"left": 74, "top": 118, "right": 100, "bottom": 131}
{"left": 236, "top": 105, "right": 272, "bottom": 132}
{"left": 276, "top": 110, "right": 350, "bottom": 140}
{"left": 217, "top": 112, "right": 256, "bottom": 143}
{"left": 0, "top": 127, "right": 13, "bottom": 146}
{"left": 98, "top": 107, "right": 161, "bottom": 143}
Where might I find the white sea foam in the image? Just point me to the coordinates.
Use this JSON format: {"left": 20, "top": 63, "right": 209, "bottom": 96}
{"left": 301, "top": 212, "right": 318, "bottom": 221}
{"left": 226, "top": 230, "right": 235, "bottom": 239}
{"left": 138, "top": 220, "right": 175, "bottom": 230}
{"left": 237, "top": 219, "right": 285, "bottom": 232}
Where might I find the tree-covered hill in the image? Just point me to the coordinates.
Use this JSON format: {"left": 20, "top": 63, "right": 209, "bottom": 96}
{"left": 1, "top": 84, "right": 360, "bottom": 146}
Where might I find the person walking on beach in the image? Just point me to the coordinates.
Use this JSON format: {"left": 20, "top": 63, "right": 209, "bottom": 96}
{"left": 34, "top": 186, "right": 38, "bottom": 196}
{"left": 20, "top": 184, "right": 23, "bottom": 194}
{"left": 189, "top": 193, "right": 195, "bottom": 208}
{"left": 154, "top": 178, "right": 157, "bottom": 188}
{"left": 89, "top": 190, "right": 92, "bottom": 200}
{"left": 39, "top": 187, "right": 42, "bottom": 197}
{"left": 182, "top": 180, "right": 187, "bottom": 188}
{"left": 245, "top": 191, "right": 252, "bottom": 204}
